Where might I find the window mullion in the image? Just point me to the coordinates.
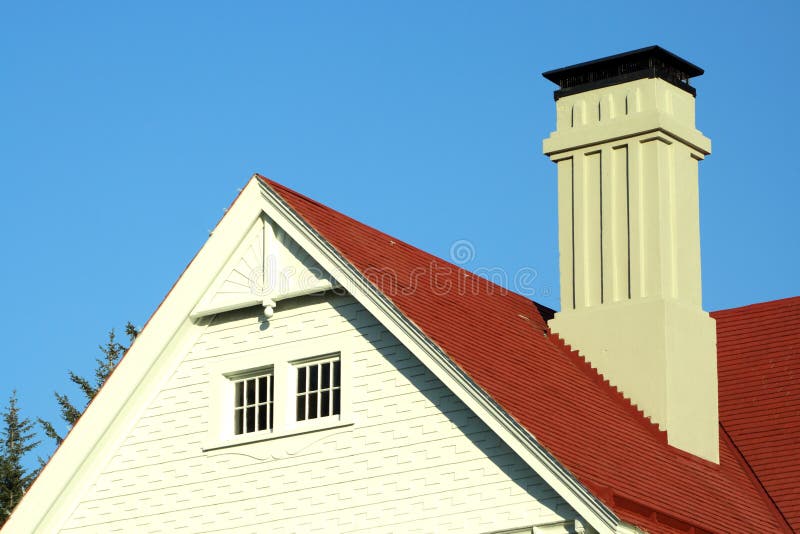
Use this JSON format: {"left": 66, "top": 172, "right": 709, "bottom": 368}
{"left": 305, "top": 365, "right": 310, "bottom": 419}
{"left": 316, "top": 364, "right": 321, "bottom": 416}
{"left": 243, "top": 380, "right": 248, "bottom": 434}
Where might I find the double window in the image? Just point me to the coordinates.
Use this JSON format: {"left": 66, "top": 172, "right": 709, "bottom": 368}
{"left": 206, "top": 350, "right": 348, "bottom": 449}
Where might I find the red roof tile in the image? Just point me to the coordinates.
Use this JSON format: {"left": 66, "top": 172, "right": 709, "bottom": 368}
{"left": 260, "top": 176, "right": 792, "bottom": 534}
{"left": 713, "top": 297, "right": 800, "bottom": 532}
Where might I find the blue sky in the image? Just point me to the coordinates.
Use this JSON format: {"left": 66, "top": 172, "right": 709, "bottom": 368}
{"left": 1, "top": 1, "right": 798, "bottom": 464}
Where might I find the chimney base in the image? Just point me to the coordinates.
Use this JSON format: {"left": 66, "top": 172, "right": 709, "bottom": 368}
{"left": 549, "top": 298, "right": 718, "bottom": 463}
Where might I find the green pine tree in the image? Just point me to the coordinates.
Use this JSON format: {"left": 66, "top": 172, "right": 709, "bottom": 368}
{"left": 0, "top": 392, "right": 40, "bottom": 525}
{"left": 39, "top": 322, "right": 139, "bottom": 445}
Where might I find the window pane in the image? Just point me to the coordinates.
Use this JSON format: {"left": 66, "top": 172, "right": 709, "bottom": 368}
{"left": 232, "top": 371, "right": 273, "bottom": 435}
{"left": 297, "top": 367, "right": 306, "bottom": 393}
{"left": 258, "top": 376, "right": 267, "bottom": 403}
{"left": 322, "top": 362, "right": 330, "bottom": 388}
{"left": 310, "top": 365, "right": 318, "bottom": 391}
{"left": 321, "top": 390, "right": 330, "bottom": 416}
{"left": 308, "top": 392, "right": 318, "bottom": 419}
{"left": 292, "top": 359, "right": 340, "bottom": 423}
{"left": 246, "top": 406, "right": 256, "bottom": 433}
{"left": 235, "top": 381, "right": 244, "bottom": 407}
{"left": 297, "top": 395, "right": 306, "bottom": 421}
{"left": 246, "top": 379, "right": 256, "bottom": 405}
{"left": 234, "top": 408, "right": 244, "bottom": 435}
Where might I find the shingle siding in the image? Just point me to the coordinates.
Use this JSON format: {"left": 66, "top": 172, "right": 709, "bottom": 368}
{"left": 61, "top": 293, "right": 576, "bottom": 533}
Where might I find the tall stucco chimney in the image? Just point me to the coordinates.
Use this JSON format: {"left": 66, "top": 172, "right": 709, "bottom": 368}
{"left": 542, "top": 46, "right": 718, "bottom": 463}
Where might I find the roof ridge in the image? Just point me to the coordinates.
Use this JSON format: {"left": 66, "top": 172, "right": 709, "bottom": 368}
{"left": 546, "top": 330, "right": 668, "bottom": 443}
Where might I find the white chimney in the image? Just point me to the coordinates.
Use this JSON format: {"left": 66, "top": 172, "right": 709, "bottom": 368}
{"left": 542, "top": 46, "right": 719, "bottom": 463}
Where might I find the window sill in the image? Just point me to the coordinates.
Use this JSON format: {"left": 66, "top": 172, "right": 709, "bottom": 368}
{"left": 202, "top": 418, "right": 353, "bottom": 452}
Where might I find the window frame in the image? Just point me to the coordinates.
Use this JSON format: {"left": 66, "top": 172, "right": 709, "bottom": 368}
{"left": 203, "top": 339, "right": 352, "bottom": 452}
{"left": 229, "top": 367, "right": 275, "bottom": 436}
{"left": 293, "top": 353, "right": 342, "bottom": 424}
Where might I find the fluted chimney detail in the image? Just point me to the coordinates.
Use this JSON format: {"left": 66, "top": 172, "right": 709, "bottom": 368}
{"left": 543, "top": 47, "right": 719, "bottom": 463}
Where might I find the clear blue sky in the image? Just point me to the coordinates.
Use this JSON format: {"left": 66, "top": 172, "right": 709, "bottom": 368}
{"left": 2, "top": 1, "right": 798, "bottom": 464}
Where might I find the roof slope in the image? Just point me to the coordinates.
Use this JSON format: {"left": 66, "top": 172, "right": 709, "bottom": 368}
{"left": 260, "top": 176, "right": 790, "bottom": 534}
{"left": 713, "top": 297, "right": 800, "bottom": 532}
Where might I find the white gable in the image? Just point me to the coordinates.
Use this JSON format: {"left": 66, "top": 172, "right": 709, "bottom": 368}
{"left": 191, "top": 214, "right": 336, "bottom": 318}
{"left": 3, "top": 178, "right": 618, "bottom": 533}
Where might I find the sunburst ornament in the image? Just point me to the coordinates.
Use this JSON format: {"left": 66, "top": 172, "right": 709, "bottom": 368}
{"left": 190, "top": 214, "right": 337, "bottom": 320}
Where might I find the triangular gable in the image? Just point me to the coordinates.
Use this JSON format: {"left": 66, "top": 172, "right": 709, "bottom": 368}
{"left": 191, "top": 214, "right": 336, "bottom": 318}
{"left": 4, "top": 176, "right": 617, "bottom": 533}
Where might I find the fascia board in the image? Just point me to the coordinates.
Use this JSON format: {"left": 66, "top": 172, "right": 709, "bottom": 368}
{"left": 190, "top": 298, "right": 264, "bottom": 319}
{"left": 256, "top": 180, "right": 621, "bottom": 534}
{"left": 2, "top": 178, "right": 267, "bottom": 533}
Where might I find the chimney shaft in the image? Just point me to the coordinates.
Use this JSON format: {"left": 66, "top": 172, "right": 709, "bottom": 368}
{"left": 543, "top": 47, "right": 719, "bottom": 463}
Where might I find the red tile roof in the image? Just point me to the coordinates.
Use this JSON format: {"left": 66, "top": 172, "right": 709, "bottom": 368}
{"left": 260, "top": 176, "right": 794, "bottom": 534}
{"left": 713, "top": 297, "right": 800, "bottom": 533}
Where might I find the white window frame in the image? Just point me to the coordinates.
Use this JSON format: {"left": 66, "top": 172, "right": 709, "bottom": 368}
{"left": 203, "top": 339, "right": 352, "bottom": 451}
{"left": 229, "top": 367, "right": 275, "bottom": 436}
{"left": 292, "top": 353, "right": 342, "bottom": 425}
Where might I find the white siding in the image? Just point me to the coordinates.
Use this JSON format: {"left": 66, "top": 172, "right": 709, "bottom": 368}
{"left": 61, "top": 294, "right": 577, "bottom": 533}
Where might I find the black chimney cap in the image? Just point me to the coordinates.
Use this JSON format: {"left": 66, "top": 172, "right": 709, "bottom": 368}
{"left": 542, "top": 46, "right": 703, "bottom": 100}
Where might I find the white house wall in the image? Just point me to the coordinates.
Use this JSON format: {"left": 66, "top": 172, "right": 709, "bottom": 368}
{"left": 60, "top": 293, "right": 578, "bottom": 533}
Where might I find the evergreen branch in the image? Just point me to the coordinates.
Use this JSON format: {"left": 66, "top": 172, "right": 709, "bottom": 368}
{"left": 36, "top": 419, "right": 63, "bottom": 447}
{"left": 68, "top": 371, "right": 96, "bottom": 403}
{"left": 54, "top": 392, "right": 82, "bottom": 427}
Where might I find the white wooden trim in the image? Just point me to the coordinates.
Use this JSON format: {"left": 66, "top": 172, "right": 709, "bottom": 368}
{"left": 189, "top": 211, "right": 266, "bottom": 319}
{"left": 189, "top": 213, "right": 339, "bottom": 320}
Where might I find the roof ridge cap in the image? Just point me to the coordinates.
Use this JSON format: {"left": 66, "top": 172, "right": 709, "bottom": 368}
{"left": 547, "top": 330, "right": 668, "bottom": 442}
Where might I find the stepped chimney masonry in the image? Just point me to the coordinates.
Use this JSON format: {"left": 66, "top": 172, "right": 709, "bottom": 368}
{"left": 542, "top": 46, "right": 719, "bottom": 462}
